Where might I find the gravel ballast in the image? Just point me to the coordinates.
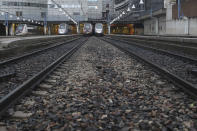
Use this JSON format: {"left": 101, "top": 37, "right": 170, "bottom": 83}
{"left": 0, "top": 37, "right": 196, "bottom": 131}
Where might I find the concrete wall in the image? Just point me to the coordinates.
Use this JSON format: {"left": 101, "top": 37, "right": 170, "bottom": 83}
{"left": 166, "top": 18, "right": 197, "bottom": 36}
{"left": 158, "top": 16, "right": 166, "bottom": 35}
{"left": 144, "top": 16, "right": 166, "bottom": 35}
{"left": 144, "top": 19, "right": 153, "bottom": 35}
{"left": 188, "top": 18, "right": 197, "bottom": 35}
{"left": 144, "top": 16, "right": 197, "bottom": 36}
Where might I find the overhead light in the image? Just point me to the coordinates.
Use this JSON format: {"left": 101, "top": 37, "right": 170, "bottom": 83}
{"left": 122, "top": 11, "right": 125, "bottom": 15}
{"left": 1, "top": 12, "right": 5, "bottom": 15}
{"left": 23, "top": 18, "right": 26, "bottom": 21}
{"left": 127, "top": 7, "right": 131, "bottom": 12}
{"left": 132, "top": 4, "right": 136, "bottom": 9}
{"left": 9, "top": 15, "right": 13, "bottom": 18}
{"left": 120, "top": 14, "right": 122, "bottom": 17}
{"left": 59, "top": 8, "right": 62, "bottom": 12}
{"left": 48, "top": 0, "right": 53, "bottom": 4}
{"left": 17, "top": 17, "right": 20, "bottom": 20}
{"left": 28, "top": 19, "right": 31, "bottom": 22}
{"left": 139, "top": 0, "right": 144, "bottom": 4}
{"left": 54, "top": 5, "right": 58, "bottom": 9}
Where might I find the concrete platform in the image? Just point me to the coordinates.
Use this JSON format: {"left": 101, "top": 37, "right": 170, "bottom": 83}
{"left": 108, "top": 34, "right": 197, "bottom": 44}
{"left": 0, "top": 35, "right": 78, "bottom": 50}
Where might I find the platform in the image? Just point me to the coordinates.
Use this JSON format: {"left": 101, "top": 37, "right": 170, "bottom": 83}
{"left": 107, "top": 34, "right": 197, "bottom": 44}
{"left": 0, "top": 35, "right": 79, "bottom": 50}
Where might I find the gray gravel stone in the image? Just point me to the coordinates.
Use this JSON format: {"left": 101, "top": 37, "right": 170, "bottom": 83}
{"left": 1, "top": 37, "right": 197, "bottom": 131}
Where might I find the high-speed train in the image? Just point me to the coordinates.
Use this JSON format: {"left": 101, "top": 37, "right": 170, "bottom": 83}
{"left": 58, "top": 23, "right": 71, "bottom": 35}
{"left": 15, "top": 24, "right": 42, "bottom": 36}
{"left": 95, "top": 23, "right": 104, "bottom": 36}
{"left": 83, "top": 23, "right": 93, "bottom": 35}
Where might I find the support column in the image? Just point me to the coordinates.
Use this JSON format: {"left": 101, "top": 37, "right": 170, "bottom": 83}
{"left": 5, "top": 13, "right": 9, "bottom": 36}
{"left": 44, "top": 25, "right": 47, "bottom": 35}
{"left": 6, "top": 26, "right": 9, "bottom": 36}
{"left": 155, "top": 18, "right": 159, "bottom": 35}
{"left": 178, "top": 0, "right": 181, "bottom": 19}
{"left": 184, "top": 17, "right": 189, "bottom": 35}
{"left": 44, "top": 16, "right": 47, "bottom": 35}
{"left": 166, "top": 3, "right": 173, "bottom": 21}
{"left": 9, "top": 23, "right": 15, "bottom": 36}
{"left": 48, "top": 25, "right": 51, "bottom": 35}
{"left": 166, "top": 2, "right": 174, "bottom": 35}
{"left": 76, "top": 24, "right": 79, "bottom": 34}
{"left": 108, "top": 24, "right": 111, "bottom": 34}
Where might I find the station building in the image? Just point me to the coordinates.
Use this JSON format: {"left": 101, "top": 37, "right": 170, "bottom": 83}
{"left": 112, "top": 0, "right": 197, "bottom": 36}
{"left": 0, "top": 0, "right": 48, "bottom": 35}
{"left": 0, "top": 0, "right": 105, "bottom": 35}
{"left": 138, "top": 0, "right": 197, "bottom": 36}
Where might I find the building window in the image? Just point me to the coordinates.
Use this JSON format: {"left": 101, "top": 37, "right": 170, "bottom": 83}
{"left": 88, "top": 6, "right": 98, "bottom": 9}
{"left": 88, "top": 0, "right": 98, "bottom": 1}
{"left": 73, "top": 12, "right": 80, "bottom": 15}
{"left": 16, "top": 11, "right": 22, "bottom": 17}
{"left": 2, "top": 1, "right": 47, "bottom": 8}
{"left": 41, "top": 12, "right": 46, "bottom": 18}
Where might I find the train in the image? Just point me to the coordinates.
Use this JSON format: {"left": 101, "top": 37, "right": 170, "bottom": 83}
{"left": 82, "top": 23, "right": 104, "bottom": 36}
{"left": 95, "top": 23, "right": 104, "bottom": 36}
{"left": 83, "top": 23, "right": 93, "bottom": 35}
{"left": 16, "top": 23, "right": 104, "bottom": 36}
{"left": 58, "top": 23, "right": 71, "bottom": 35}
{"left": 15, "top": 24, "right": 42, "bottom": 36}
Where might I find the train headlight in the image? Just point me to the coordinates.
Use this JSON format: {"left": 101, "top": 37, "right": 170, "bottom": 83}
{"left": 96, "top": 29, "right": 102, "bottom": 33}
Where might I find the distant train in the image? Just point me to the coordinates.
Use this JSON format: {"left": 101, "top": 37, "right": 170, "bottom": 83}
{"left": 95, "top": 23, "right": 104, "bottom": 36}
{"left": 16, "top": 24, "right": 42, "bottom": 36}
{"left": 58, "top": 23, "right": 71, "bottom": 35}
{"left": 83, "top": 23, "right": 93, "bottom": 35}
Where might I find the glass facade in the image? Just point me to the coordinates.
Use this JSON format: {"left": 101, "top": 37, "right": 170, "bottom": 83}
{"left": 0, "top": 0, "right": 105, "bottom": 22}
{"left": 0, "top": 0, "right": 47, "bottom": 22}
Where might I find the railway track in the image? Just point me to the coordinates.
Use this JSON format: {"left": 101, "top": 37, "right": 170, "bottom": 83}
{"left": 0, "top": 37, "right": 81, "bottom": 82}
{"left": 101, "top": 37, "right": 197, "bottom": 98}
{"left": 0, "top": 35, "right": 80, "bottom": 60}
{"left": 0, "top": 37, "right": 196, "bottom": 130}
{"left": 0, "top": 37, "right": 87, "bottom": 113}
{"left": 107, "top": 36, "right": 197, "bottom": 57}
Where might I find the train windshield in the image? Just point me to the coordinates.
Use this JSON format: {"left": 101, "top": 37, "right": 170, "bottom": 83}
{"left": 59, "top": 24, "right": 66, "bottom": 29}
{"left": 17, "top": 24, "right": 24, "bottom": 31}
{"left": 96, "top": 24, "right": 103, "bottom": 29}
{"left": 84, "top": 24, "right": 91, "bottom": 29}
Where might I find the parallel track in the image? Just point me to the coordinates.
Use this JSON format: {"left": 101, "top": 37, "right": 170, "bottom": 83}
{"left": 0, "top": 38, "right": 87, "bottom": 117}
{"left": 101, "top": 37, "right": 197, "bottom": 98}
{"left": 105, "top": 37, "right": 197, "bottom": 63}
{"left": 0, "top": 36, "right": 80, "bottom": 61}
{"left": 0, "top": 37, "right": 80, "bottom": 66}
{"left": 0, "top": 37, "right": 80, "bottom": 81}
{"left": 107, "top": 36, "right": 197, "bottom": 57}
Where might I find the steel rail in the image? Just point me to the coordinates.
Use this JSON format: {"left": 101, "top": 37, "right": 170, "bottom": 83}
{"left": 0, "top": 37, "right": 81, "bottom": 66}
{"left": 0, "top": 38, "right": 88, "bottom": 117}
{"left": 105, "top": 37, "right": 197, "bottom": 63}
{"left": 101, "top": 38, "right": 197, "bottom": 99}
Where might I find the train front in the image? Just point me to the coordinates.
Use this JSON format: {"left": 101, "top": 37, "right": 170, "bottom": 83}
{"left": 95, "top": 23, "right": 103, "bottom": 36}
{"left": 15, "top": 24, "right": 26, "bottom": 36}
{"left": 83, "top": 23, "right": 92, "bottom": 35}
{"left": 58, "top": 24, "right": 67, "bottom": 35}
